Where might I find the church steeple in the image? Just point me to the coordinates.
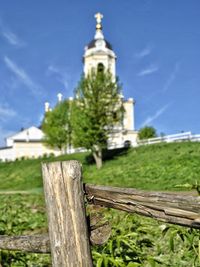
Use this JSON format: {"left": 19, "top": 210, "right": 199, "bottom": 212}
{"left": 83, "top": 13, "right": 116, "bottom": 77}
{"left": 95, "top": 12, "right": 103, "bottom": 30}
{"left": 94, "top": 13, "right": 104, "bottom": 40}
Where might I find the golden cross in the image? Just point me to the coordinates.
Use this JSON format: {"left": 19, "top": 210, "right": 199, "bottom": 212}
{"left": 95, "top": 12, "right": 103, "bottom": 25}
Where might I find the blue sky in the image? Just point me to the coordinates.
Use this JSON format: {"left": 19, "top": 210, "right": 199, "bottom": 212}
{"left": 0, "top": 0, "right": 200, "bottom": 146}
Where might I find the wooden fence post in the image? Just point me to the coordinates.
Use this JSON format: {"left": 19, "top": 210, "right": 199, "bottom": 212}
{"left": 42, "top": 160, "right": 93, "bottom": 267}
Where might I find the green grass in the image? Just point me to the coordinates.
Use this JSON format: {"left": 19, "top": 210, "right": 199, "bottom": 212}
{"left": 0, "top": 194, "right": 199, "bottom": 266}
{"left": 0, "top": 141, "right": 200, "bottom": 191}
{"left": 0, "top": 152, "right": 88, "bottom": 191}
{"left": 0, "top": 142, "right": 200, "bottom": 266}
{"left": 0, "top": 194, "right": 50, "bottom": 266}
{"left": 85, "top": 141, "right": 200, "bottom": 191}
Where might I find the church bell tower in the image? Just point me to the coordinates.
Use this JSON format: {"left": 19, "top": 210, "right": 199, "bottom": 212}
{"left": 83, "top": 13, "right": 116, "bottom": 77}
{"left": 83, "top": 13, "right": 137, "bottom": 144}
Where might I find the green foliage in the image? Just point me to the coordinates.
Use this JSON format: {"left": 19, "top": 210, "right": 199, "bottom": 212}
{"left": 0, "top": 194, "right": 50, "bottom": 266}
{"left": 0, "top": 141, "right": 200, "bottom": 265}
{"left": 0, "top": 195, "right": 46, "bottom": 235}
{"left": 161, "top": 224, "right": 200, "bottom": 266}
{"left": 92, "top": 211, "right": 200, "bottom": 266}
{"left": 72, "top": 70, "right": 124, "bottom": 168}
{"left": 0, "top": 195, "right": 199, "bottom": 266}
{"left": 42, "top": 100, "right": 72, "bottom": 151}
{"left": 138, "top": 126, "right": 157, "bottom": 140}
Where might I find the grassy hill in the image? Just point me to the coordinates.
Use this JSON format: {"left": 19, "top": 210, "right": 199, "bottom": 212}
{"left": 0, "top": 142, "right": 199, "bottom": 266}
{"left": 0, "top": 141, "right": 200, "bottom": 192}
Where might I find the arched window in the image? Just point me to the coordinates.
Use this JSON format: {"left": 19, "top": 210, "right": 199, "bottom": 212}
{"left": 97, "top": 63, "right": 104, "bottom": 73}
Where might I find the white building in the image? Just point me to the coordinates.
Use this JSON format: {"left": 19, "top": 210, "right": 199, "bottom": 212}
{"left": 0, "top": 13, "right": 137, "bottom": 161}
{"left": 0, "top": 126, "right": 61, "bottom": 162}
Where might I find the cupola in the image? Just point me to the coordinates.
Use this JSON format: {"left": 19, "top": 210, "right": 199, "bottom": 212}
{"left": 83, "top": 13, "right": 116, "bottom": 77}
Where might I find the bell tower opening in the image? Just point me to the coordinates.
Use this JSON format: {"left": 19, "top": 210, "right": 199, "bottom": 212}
{"left": 97, "top": 63, "right": 104, "bottom": 73}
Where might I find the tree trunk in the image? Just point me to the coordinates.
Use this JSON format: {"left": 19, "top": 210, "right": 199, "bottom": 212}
{"left": 93, "top": 147, "right": 102, "bottom": 169}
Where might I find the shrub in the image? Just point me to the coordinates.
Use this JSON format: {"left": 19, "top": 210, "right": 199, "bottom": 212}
{"left": 138, "top": 126, "right": 157, "bottom": 140}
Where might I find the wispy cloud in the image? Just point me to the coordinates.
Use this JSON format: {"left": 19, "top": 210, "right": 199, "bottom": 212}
{"left": 135, "top": 45, "right": 153, "bottom": 58}
{"left": 0, "top": 105, "right": 16, "bottom": 120}
{"left": 137, "top": 64, "right": 159, "bottom": 76}
{"left": 4, "top": 56, "right": 42, "bottom": 96}
{"left": 0, "top": 20, "right": 25, "bottom": 47}
{"left": 141, "top": 104, "right": 169, "bottom": 127}
{"left": 2, "top": 30, "right": 25, "bottom": 47}
{"left": 162, "top": 62, "right": 180, "bottom": 92}
{"left": 47, "top": 65, "right": 69, "bottom": 90}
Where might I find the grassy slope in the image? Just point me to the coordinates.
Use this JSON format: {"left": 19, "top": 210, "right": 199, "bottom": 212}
{"left": 0, "top": 141, "right": 200, "bottom": 191}
{"left": 0, "top": 142, "right": 200, "bottom": 266}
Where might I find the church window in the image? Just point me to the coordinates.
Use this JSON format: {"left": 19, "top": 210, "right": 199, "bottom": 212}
{"left": 97, "top": 63, "right": 104, "bottom": 73}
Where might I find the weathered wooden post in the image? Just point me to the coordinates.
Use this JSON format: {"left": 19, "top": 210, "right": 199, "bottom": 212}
{"left": 42, "top": 160, "right": 93, "bottom": 267}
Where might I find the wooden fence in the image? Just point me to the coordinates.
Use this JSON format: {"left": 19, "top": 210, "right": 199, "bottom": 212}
{"left": 0, "top": 160, "right": 199, "bottom": 266}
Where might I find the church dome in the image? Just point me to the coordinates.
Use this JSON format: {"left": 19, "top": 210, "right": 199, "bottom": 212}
{"left": 83, "top": 13, "right": 116, "bottom": 77}
{"left": 87, "top": 39, "right": 113, "bottom": 50}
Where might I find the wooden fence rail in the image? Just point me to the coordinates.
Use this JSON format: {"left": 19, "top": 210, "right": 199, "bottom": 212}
{"left": 0, "top": 160, "right": 199, "bottom": 266}
{"left": 85, "top": 184, "right": 200, "bottom": 229}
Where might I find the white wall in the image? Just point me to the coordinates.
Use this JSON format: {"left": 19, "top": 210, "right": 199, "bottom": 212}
{"left": 0, "top": 147, "right": 15, "bottom": 161}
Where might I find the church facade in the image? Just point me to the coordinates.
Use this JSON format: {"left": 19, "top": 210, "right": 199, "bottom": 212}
{"left": 0, "top": 13, "right": 138, "bottom": 161}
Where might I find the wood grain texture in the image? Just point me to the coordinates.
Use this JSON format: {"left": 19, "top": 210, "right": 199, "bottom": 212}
{"left": 0, "top": 214, "right": 111, "bottom": 253}
{"left": 42, "top": 161, "right": 93, "bottom": 267}
{"left": 0, "top": 234, "right": 50, "bottom": 253}
{"left": 85, "top": 184, "right": 200, "bottom": 229}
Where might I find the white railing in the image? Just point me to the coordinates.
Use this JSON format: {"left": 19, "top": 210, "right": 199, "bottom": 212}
{"left": 137, "top": 132, "right": 200, "bottom": 146}
{"left": 190, "top": 134, "right": 200, "bottom": 142}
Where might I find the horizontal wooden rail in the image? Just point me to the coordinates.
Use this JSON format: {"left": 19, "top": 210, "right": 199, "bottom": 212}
{"left": 0, "top": 234, "right": 50, "bottom": 253}
{"left": 0, "top": 217, "right": 111, "bottom": 254}
{"left": 0, "top": 183, "right": 199, "bottom": 254}
{"left": 85, "top": 184, "right": 200, "bottom": 229}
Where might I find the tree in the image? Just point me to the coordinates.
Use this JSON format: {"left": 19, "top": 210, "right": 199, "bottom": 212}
{"left": 42, "top": 100, "right": 72, "bottom": 152}
{"left": 138, "top": 126, "right": 157, "bottom": 140}
{"left": 72, "top": 70, "right": 124, "bottom": 169}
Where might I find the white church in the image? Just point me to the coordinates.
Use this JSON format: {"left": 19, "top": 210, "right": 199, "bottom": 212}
{"left": 0, "top": 13, "right": 138, "bottom": 162}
